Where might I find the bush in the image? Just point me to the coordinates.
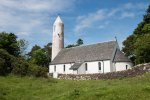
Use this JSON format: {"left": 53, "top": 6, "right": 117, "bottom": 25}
{"left": 27, "top": 64, "right": 48, "bottom": 78}
{"left": 0, "top": 49, "right": 15, "bottom": 75}
{"left": 11, "top": 58, "right": 29, "bottom": 76}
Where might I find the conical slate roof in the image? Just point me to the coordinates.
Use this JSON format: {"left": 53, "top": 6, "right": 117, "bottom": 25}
{"left": 51, "top": 41, "right": 117, "bottom": 64}
{"left": 54, "top": 16, "right": 63, "bottom": 25}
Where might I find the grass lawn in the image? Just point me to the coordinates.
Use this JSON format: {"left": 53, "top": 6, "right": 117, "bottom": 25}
{"left": 0, "top": 73, "right": 150, "bottom": 100}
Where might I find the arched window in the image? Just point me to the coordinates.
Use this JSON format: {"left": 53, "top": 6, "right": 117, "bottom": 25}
{"left": 64, "top": 65, "right": 65, "bottom": 72}
{"left": 85, "top": 63, "right": 88, "bottom": 71}
{"left": 98, "top": 62, "right": 101, "bottom": 70}
{"left": 54, "top": 65, "right": 56, "bottom": 72}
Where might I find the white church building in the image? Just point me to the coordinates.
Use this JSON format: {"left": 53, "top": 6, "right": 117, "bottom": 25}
{"left": 49, "top": 16, "right": 133, "bottom": 75}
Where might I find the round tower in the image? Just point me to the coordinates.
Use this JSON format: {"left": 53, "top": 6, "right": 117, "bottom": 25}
{"left": 52, "top": 16, "right": 64, "bottom": 61}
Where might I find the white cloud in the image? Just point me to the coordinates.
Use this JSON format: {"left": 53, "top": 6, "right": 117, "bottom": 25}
{"left": 74, "top": 9, "right": 112, "bottom": 33}
{"left": 0, "top": 0, "right": 75, "bottom": 36}
{"left": 74, "top": 2, "right": 148, "bottom": 33}
{"left": 0, "top": 0, "right": 74, "bottom": 13}
{"left": 120, "top": 12, "right": 135, "bottom": 19}
{"left": 123, "top": 2, "right": 148, "bottom": 10}
{"left": 98, "top": 21, "right": 110, "bottom": 29}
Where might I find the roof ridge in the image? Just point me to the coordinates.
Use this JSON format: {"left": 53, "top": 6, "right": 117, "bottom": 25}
{"left": 64, "top": 40, "right": 116, "bottom": 50}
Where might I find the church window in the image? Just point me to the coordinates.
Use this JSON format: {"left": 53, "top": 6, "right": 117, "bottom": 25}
{"left": 58, "top": 33, "right": 60, "bottom": 38}
{"left": 126, "top": 65, "right": 128, "bottom": 70}
{"left": 54, "top": 65, "right": 56, "bottom": 72}
{"left": 98, "top": 62, "right": 101, "bottom": 70}
{"left": 64, "top": 65, "right": 65, "bottom": 72}
{"left": 85, "top": 63, "right": 88, "bottom": 71}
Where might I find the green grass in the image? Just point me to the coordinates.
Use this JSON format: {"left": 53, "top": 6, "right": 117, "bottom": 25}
{"left": 0, "top": 73, "right": 150, "bottom": 100}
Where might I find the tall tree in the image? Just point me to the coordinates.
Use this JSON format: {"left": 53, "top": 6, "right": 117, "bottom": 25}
{"left": 144, "top": 5, "right": 150, "bottom": 23}
{"left": 17, "top": 39, "right": 28, "bottom": 56}
{"left": 134, "top": 34, "right": 150, "bottom": 64}
{"left": 0, "top": 32, "right": 20, "bottom": 56}
{"left": 31, "top": 49, "right": 49, "bottom": 67}
{"left": 43, "top": 43, "right": 52, "bottom": 62}
{"left": 122, "top": 35, "right": 135, "bottom": 62}
{"left": 28, "top": 44, "right": 51, "bottom": 67}
{"left": 0, "top": 49, "right": 15, "bottom": 75}
{"left": 28, "top": 45, "right": 41, "bottom": 56}
{"left": 0, "top": 32, "right": 31, "bottom": 75}
{"left": 76, "top": 38, "right": 83, "bottom": 46}
{"left": 122, "top": 5, "right": 150, "bottom": 64}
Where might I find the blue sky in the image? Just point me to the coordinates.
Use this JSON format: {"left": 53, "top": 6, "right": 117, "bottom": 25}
{"left": 0, "top": 0, "right": 149, "bottom": 51}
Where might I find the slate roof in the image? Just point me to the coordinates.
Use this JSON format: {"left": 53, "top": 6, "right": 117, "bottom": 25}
{"left": 113, "top": 49, "right": 131, "bottom": 62}
{"left": 51, "top": 41, "right": 117, "bottom": 64}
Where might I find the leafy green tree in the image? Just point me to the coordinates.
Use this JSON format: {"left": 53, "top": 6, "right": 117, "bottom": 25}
{"left": 144, "top": 5, "right": 150, "bottom": 23}
{"left": 76, "top": 38, "right": 83, "bottom": 46}
{"left": 0, "top": 49, "right": 15, "bottom": 75}
{"left": 134, "top": 34, "right": 150, "bottom": 64}
{"left": 28, "top": 45, "right": 41, "bottom": 56}
{"left": 0, "top": 32, "right": 29, "bottom": 76}
{"left": 29, "top": 48, "right": 49, "bottom": 67}
{"left": 122, "top": 5, "right": 150, "bottom": 64}
{"left": 28, "top": 44, "right": 50, "bottom": 67}
{"left": 0, "top": 32, "right": 49, "bottom": 77}
{"left": 43, "top": 43, "right": 52, "bottom": 62}
{"left": 0, "top": 32, "right": 20, "bottom": 56}
{"left": 122, "top": 35, "right": 136, "bottom": 62}
{"left": 11, "top": 57, "right": 29, "bottom": 76}
{"left": 32, "top": 49, "right": 49, "bottom": 67}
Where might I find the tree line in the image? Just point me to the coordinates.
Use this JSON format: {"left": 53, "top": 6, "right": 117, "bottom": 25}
{"left": 0, "top": 32, "right": 83, "bottom": 77}
{"left": 122, "top": 5, "right": 150, "bottom": 64}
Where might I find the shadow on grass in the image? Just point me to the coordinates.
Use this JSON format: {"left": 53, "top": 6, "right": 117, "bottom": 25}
{"left": 0, "top": 87, "right": 10, "bottom": 100}
{"left": 142, "top": 87, "right": 150, "bottom": 93}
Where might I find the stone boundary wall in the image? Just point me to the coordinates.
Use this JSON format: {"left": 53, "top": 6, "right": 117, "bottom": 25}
{"left": 58, "top": 63, "right": 150, "bottom": 80}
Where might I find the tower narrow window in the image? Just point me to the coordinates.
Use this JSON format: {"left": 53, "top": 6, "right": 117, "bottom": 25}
{"left": 126, "top": 65, "right": 128, "bottom": 70}
{"left": 85, "top": 63, "right": 88, "bottom": 71}
{"left": 98, "top": 62, "right": 101, "bottom": 70}
{"left": 64, "top": 65, "right": 65, "bottom": 72}
{"left": 54, "top": 65, "right": 56, "bottom": 72}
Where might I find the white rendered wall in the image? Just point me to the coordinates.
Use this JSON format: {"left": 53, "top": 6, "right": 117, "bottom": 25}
{"left": 85, "top": 61, "right": 100, "bottom": 74}
{"left": 77, "top": 60, "right": 111, "bottom": 74}
{"left": 49, "top": 63, "right": 73, "bottom": 74}
{"left": 49, "top": 60, "right": 112, "bottom": 74}
{"left": 77, "top": 63, "right": 86, "bottom": 74}
{"left": 110, "top": 61, "right": 114, "bottom": 72}
{"left": 65, "top": 63, "right": 74, "bottom": 74}
{"left": 73, "top": 70, "right": 78, "bottom": 74}
{"left": 115, "top": 62, "right": 133, "bottom": 71}
{"left": 103, "top": 60, "right": 111, "bottom": 73}
{"left": 49, "top": 65, "right": 54, "bottom": 73}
